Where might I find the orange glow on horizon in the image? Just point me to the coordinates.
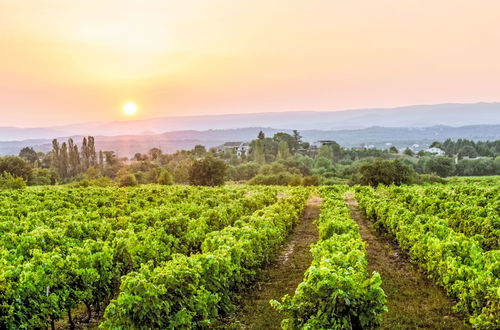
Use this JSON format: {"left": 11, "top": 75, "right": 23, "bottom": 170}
{"left": 1, "top": 0, "right": 500, "bottom": 126}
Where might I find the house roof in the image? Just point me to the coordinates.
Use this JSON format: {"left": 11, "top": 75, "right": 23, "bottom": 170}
{"left": 223, "top": 142, "right": 244, "bottom": 147}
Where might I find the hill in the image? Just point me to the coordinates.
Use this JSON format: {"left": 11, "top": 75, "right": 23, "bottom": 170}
{"left": 1, "top": 124, "right": 499, "bottom": 157}
{"left": 1, "top": 102, "right": 499, "bottom": 141}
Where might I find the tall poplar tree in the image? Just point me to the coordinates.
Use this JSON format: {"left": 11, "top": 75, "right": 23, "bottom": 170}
{"left": 81, "top": 137, "right": 89, "bottom": 170}
{"left": 277, "top": 141, "right": 291, "bottom": 160}
{"left": 88, "top": 136, "right": 97, "bottom": 166}
{"left": 51, "top": 139, "right": 60, "bottom": 173}
{"left": 253, "top": 140, "right": 265, "bottom": 164}
{"left": 59, "top": 142, "right": 69, "bottom": 179}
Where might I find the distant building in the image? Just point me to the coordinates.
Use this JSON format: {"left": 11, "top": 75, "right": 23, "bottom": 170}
{"left": 217, "top": 142, "right": 250, "bottom": 157}
{"left": 425, "top": 147, "right": 445, "bottom": 156}
{"left": 314, "top": 140, "right": 337, "bottom": 148}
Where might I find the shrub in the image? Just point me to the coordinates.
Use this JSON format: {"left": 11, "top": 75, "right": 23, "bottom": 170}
{"left": 28, "top": 168, "right": 57, "bottom": 186}
{"left": 118, "top": 173, "right": 138, "bottom": 187}
{"left": 157, "top": 168, "right": 174, "bottom": 185}
{"left": 189, "top": 156, "right": 227, "bottom": 186}
{"left": 355, "top": 159, "right": 413, "bottom": 186}
{"left": 68, "top": 177, "right": 115, "bottom": 188}
{"left": 0, "top": 172, "right": 27, "bottom": 190}
{"left": 410, "top": 173, "right": 444, "bottom": 185}
{"left": 302, "top": 175, "right": 320, "bottom": 186}
{"left": 248, "top": 173, "right": 293, "bottom": 185}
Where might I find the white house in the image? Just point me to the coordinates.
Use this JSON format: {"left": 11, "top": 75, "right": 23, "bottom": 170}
{"left": 425, "top": 147, "right": 445, "bottom": 156}
{"left": 314, "top": 140, "right": 336, "bottom": 148}
{"left": 217, "top": 142, "right": 250, "bottom": 157}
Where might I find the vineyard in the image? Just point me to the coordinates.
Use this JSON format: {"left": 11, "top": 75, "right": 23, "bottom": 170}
{"left": 0, "top": 182, "right": 498, "bottom": 329}
{"left": 0, "top": 186, "right": 292, "bottom": 328}
{"left": 356, "top": 183, "right": 499, "bottom": 328}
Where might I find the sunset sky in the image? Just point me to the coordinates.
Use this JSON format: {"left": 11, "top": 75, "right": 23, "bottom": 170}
{"left": 1, "top": 0, "right": 499, "bottom": 127}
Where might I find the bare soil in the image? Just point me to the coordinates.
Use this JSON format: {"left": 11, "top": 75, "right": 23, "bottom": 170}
{"left": 344, "top": 193, "right": 470, "bottom": 330}
{"left": 228, "top": 195, "right": 322, "bottom": 329}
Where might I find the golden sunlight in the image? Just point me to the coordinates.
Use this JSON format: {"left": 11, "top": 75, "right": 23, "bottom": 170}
{"left": 123, "top": 102, "right": 138, "bottom": 116}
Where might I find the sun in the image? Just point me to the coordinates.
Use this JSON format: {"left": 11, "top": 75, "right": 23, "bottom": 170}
{"left": 123, "top": 102, "right": 138, "bottom": 116}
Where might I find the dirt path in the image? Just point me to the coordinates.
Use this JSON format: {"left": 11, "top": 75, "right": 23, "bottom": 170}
{"left": 344, "top": 193, "right": 470, "bottom": 329}
{"left": 229, "top": 195, "right": 321, "bottom": 329}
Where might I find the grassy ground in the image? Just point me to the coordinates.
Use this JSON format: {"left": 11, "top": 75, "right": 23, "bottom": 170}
{"left": 345, "top": 193, "right": 470, "bottom": 330}
{"left": 226, "top": 195, "right": 321, "bottom": 329}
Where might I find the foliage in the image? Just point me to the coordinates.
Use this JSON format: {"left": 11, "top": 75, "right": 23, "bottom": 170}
{"left": 28, "top": 168, "right": 57, "bottom": 186}
{"left": 432, "top": 139, "right": 500, "bottom": 158}
{"left": 0, "top": 171, "right": 27, "bottom": 190}
{"left": 272, "top": 186, "right": 387, "bottom": 329}
{"left": 455, "top": 158, "right": 500, "bottom": 176}
{"left": 418, "top": 156, "right": 456, "bottom": 177}
{"left": 19, "top": 147, "right": 39, "bottom": 164}
{"left": 157, "top": 168, "right": 173, "bottom": 185}
{"left": 378, "top": 184, "right": 500, "bottom": 250}
{"left": 68, "top": 177, "right": 115, "bottom": 188}
{"left": 0, "top": 185, "right": 282, "bottom": 328}
{"left": 227, "top": 162, "right": 261, "bottom": 181}
{"left": 101, "top": 188, "right": 308, "bottom": 328}
{"left": 318, "top": 144, "right": 333, "bottom": 160}
{"left": 355, "top": 159, "right": 413, "bottom": 186}
{"left": 389, "top": 146, "right": 398, "bottom": 153}
{"left": 276, "top": 141, "right": 291, "bottom": 160}
{"left": 248, "top": 173, "right": 297, "bottom": 186}
{"left": 302, "top": 175, "right": 321, "bottom": 186}
{"left": 0, "top": 156, "right": 32, "bottom": 181}
{"left": 403, "top": 147, "right": 414, "bottom": 156}
{"left": 189, "top": 156, "right": 227, "bottom": 186}
{"left": 410, "top": 173, "right": 444, "bottom": 185}
{"left": 117, "top": 172, "right": 138, "bottom": 187}
{"left": 356, "top": 184, "right": 500, "bottom": 328}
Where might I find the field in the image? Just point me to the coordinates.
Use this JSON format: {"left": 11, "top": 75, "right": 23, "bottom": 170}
{"left": 0, "top": 182, "right": 498, "bottom": 329}
{"left": 356, "top": 183, "right": 499, "bottom": 328}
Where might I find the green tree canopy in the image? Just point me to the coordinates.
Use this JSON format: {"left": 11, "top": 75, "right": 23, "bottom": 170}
{"left": 0, "top": 156, "right": 32, "bottom": 181}
{"left": 189, "top": 156, "right": 227, "bottom": 186}
{"left": 19, "top": 147, "right": 39, "bottom": 164}
{"left": 357, "top": 159, "right": 413, "bottom": 186}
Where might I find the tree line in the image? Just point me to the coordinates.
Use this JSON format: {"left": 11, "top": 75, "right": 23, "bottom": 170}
{"left": 0, "top": 133, "right": 499, "bottom": 190}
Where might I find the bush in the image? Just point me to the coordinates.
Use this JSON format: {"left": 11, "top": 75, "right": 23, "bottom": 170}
{"left": 28, "top": 168, "right": 57, "bottom": 186}
{"left": 189, "top": 156, "right": 227, "bottom": 186}
{"left": 302, "top": 175, "right": 320, "bottom": 186}
{"left": 85, "top": 166, "right": 102, "bottom": 180}
{"left": 419, "top": 156, "right": 456, "bottom": 177}
{"left": 157, "top": 168, "right": 173, "bottom": 185}
{"left": 355, "top": 159, "right": 413, "bottom": 186}
{"left": 410, "top": 173, "right": 444, "bottom": 185}
{"left": 0, "top": 172, "right": 27, "bottom": 190}
{"left": 68, "top": 177, "right": 115, "bottom": 188}
{"left": 321, "top": 177, "right": 349, "bottom": 185}
{"left": 0, "top": 156, "right": 32, "bottom": 181}
{"left": 118, "top": 173, "right": 138, "bottom": 187}
{"left": 248, "top": 173, "right": 294, "bottom": 185}
{"left": 227, "top": 162, "right": 260, "bottom": 181}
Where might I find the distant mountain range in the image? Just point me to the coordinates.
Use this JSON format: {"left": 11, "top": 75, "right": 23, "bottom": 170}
{"left": 1, "top": 124, "right": 499, "bottom": 157}
{"left": 1, "top": 102, "right": 499, "bottom": 141}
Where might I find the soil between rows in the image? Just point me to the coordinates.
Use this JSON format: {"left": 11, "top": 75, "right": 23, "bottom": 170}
{"left": 229, "top": 195, "right": 322, "bottom": 329}
{"left": 344, "top": 193, "right": 470, "bottom": 330}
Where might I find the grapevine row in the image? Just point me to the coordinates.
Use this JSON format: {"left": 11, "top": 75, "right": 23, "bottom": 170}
{"left": 356, "top": 186, "right": 499, "bottom": 328}
{"left": 272, "top": 186, "right": 387, "bottom": 329}
{"left": 378, "top": 185, "right": 499, "bottom": 250}
{"left": 0, "top": 186, "right": 280, "bottom": 329}
{"left": 101, "top": 188, "right": 309, "bottom": 328}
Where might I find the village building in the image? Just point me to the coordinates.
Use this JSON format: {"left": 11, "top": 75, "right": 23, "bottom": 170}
{"left": 216, "top": 142, "right": 250, "bottom": 157}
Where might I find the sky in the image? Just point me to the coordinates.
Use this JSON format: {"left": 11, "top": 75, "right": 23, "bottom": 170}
{"left": 1, "top": 0, "right": 499, "bottom": 127}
